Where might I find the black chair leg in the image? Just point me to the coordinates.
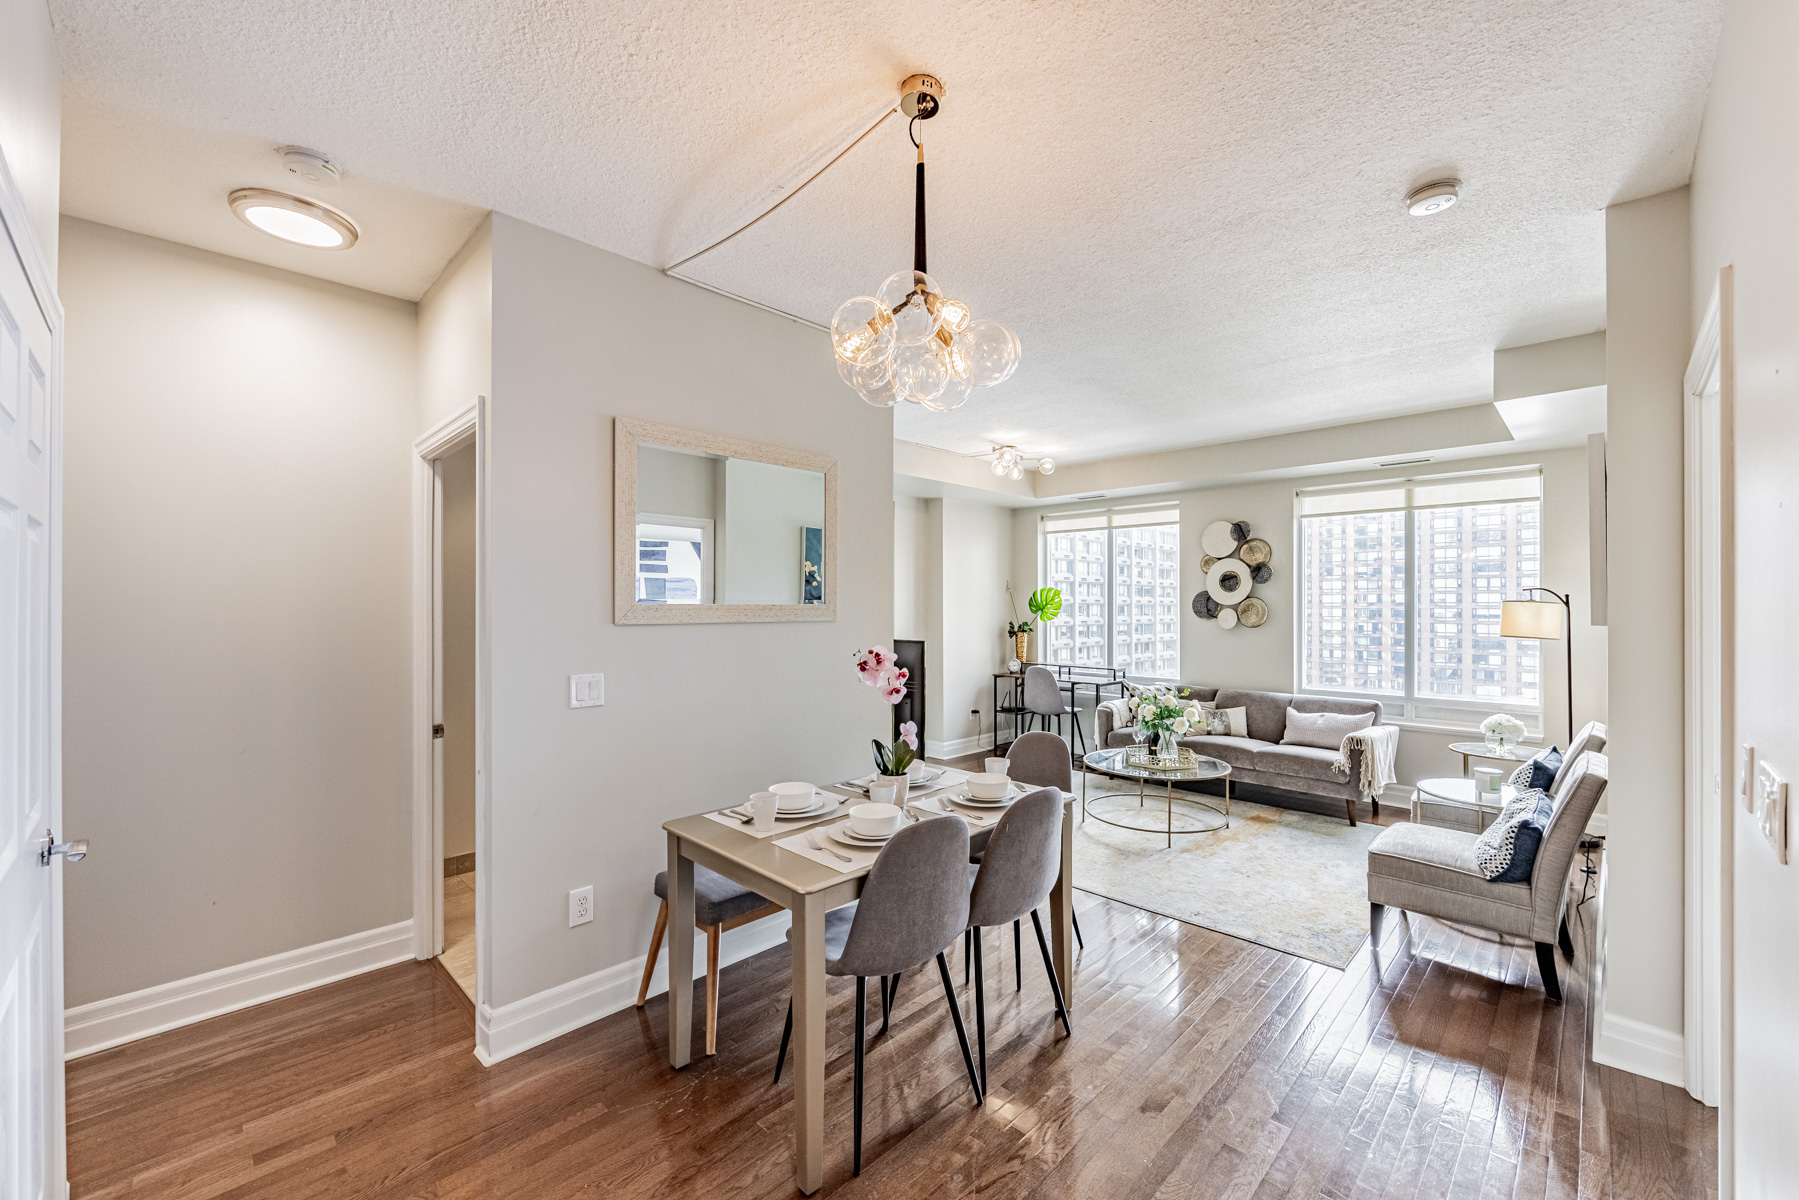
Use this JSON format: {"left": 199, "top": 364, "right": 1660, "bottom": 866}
{"left": 972, "top": 927, "right": 988, "bottom": 1093}
{"left": 773, "top": 997, "right": 793, "bottom": 1084}
{"left": 853, "top": 976, "right": 866, "bottom": 1174}
{"left": 1014, "top": 919, "right": 1022, "bottom": 992}
{"left": 1030, "top": 909, "right": 1073, "bottom": 1037}
{"left": 887, "top": 969, "right": 903, "bottom": 1012}
{"left": 1558, "top": 912, "right": 1575, "bottom": 960}
{"left": 1071, "top": 708, "right": 1087, "bottom": 755}
{"left": 1535, "top": 942, "right": 1563, "bottom": 1004}
{"left": 963, "top": 926, "right": 971, "bottom": 984}
{"left": 880, "top": 973, "right": 891, "bottom": 1034}
{"left": 1072, "top": 908, "right": 1084, "bottom": 950}
{"left": 934, "top": 952, "right": 985, "bottom": 1105}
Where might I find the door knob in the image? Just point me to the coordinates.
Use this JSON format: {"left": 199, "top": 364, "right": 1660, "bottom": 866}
{"left": 40, "top": 830, "right": 88, "bottom": 865}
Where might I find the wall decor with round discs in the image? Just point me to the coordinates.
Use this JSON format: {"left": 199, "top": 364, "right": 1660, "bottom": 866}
{"left": 1193, "top": 520, "right": 1272, "bottom": 630}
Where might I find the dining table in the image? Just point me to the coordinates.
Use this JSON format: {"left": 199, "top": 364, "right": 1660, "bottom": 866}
{"left": 662, "top": 766, "right": 1077, "bottom": 1195}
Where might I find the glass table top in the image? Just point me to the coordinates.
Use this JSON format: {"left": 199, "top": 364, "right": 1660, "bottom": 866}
{"left": 1083, "top": 746, "right": 1230, "bottom": 782}
{"left": 1447, "top": 741, "right": 1537, "bottom": 762}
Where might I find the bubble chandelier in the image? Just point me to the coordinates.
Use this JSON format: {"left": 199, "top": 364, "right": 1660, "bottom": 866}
{"left": 988, "top": 445, "right": 1054, "bottom": 479}
{"left": 832, "top": 75, "right": 1020, "bottom": 410}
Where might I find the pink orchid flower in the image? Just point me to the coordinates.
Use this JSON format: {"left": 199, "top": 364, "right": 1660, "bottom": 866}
{"left": 899, "top": 721, "right": 919, "bottom": 752}
{"left": 854, "top": 648, "right": 888, "bottom": 684}
{"left": 878, "top": 676, "right": 907, "bottom": 705}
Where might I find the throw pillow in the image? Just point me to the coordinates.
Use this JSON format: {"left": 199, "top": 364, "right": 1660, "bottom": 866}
{"left": 1279, "top": 707, "right": 1376, "bottom": 751}
{"left": 1211, "top": 706, "right": 1248, "bottom": 737}
{"left": 1473, "top": 788, "right": 1555, "bottom": 882}
{"left": 1505, "top": 747, "right": 1564, "bottom": 792}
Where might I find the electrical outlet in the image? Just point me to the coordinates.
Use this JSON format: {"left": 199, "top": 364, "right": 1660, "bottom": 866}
{"left": 569, "top": 673, "right": 604, "bottom": 708}
{"left": 569, "top": 885, "right": 594, "bottom": 927}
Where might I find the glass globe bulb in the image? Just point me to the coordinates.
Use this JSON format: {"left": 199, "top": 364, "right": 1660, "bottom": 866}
{"left": 837, "top": 353, "right": 891, "bottom": 393}
{"left": 876, "top": 269, "right": 940, "bottom": 313}
{"left": 958, "top": 320, "right": 1021, "bottom": 388}
{"left": 936, "top": 375, "right": 972, "bottom": 411}
{"left": 990, "top": 457, "right": 1007, "bottom": 476}
{"left": 1037, "top": 457, "right": 1056, "bottom": 475}
{"left": 892, "top": 338, "right": 950, "bottom": 401}
{"left": 831, "top": 296, "right": 892, "bottom": 366}
{"left": 1009, "top": 464, "right": 1024, "bottom": 480}
{"left": 890, "top": 294, "right": 941, "bottom": 347}
{"left": 936, "top": 298, "right": 972, "bottom": 335}
{"left": 878, "top": 270, "right": 943, "bottom": 348}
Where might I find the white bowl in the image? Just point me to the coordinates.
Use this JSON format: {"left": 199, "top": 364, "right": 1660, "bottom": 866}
{"left": 966, "top": 773, "right": 1011, "bottom": 800}
{"left": 770, "top": 781, "right": 816, "bottom": 812}
{"left": 904, "top": 760, "right": 931, "bottom": 779}
{"left": 849, "top": 802, "right": 902, "bottom": 839}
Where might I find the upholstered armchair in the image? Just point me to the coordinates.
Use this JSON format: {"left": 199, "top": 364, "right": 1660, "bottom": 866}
{"left": 1367, "top": 750, "right": 1608, "bottom": 1002}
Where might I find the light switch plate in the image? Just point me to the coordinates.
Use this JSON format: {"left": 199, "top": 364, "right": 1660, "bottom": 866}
{"left": 569, "top": 673, "right": 604, "bottom": 708}
{"left": 569, "top": 885, "right": 594, "bottom": 927}
{"left": 1740, "top": 744, "right": 1756, "bottom": 812}
{"left": 1755, "top": 760, "right": 1788, "bottom": 865}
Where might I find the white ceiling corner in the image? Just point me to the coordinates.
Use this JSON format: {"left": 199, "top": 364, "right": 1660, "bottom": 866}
{"left": 50, "top": 0, "right": 1720, "bottom": 438}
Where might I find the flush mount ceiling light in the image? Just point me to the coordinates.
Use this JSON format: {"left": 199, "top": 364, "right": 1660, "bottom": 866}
{"left": 1406, "top": 179, "right": 1461, "bottom": 217}
{"left": 228, "top": 188, "right": 359, "bottom": 249}
{"left": 988, "top": 445, "right": 1054, "bottom": 479}
{"left": 831, "top": 74, "right": 1020, "bottom": 411}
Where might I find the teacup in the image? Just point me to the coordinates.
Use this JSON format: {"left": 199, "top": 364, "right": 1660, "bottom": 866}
{"left": 848, "top": 802, "right": 902, "bottom": 839}
{"left": 984, "top": 757, "right": 1010, "bottom": 776}
{"left": 966, "top": 773, "right": 1011, "bottom": 800}
{"left": 770, "top": 781, "right": 815, "bottom": 812}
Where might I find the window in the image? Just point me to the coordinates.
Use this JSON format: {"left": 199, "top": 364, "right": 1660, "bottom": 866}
{"left": 635, "top": 517, "right": 712, "bottom": 604}
{"left": 1042, "top": 507, "right": 1180, "bottom": 679}
{"left": 1297, "top": 470, "right": 1542, "bottom": 726}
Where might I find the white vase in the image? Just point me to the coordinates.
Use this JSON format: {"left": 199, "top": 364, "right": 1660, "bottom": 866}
{"left": 870, "top": 775, "right": 909, "bottom": 806}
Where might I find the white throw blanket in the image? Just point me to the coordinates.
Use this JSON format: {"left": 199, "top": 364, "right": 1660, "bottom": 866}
{"left": 1333, "top": 724, "right": 1400, "bottom": 799}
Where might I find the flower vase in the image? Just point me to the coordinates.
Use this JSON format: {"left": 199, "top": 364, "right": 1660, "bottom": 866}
{"left": 870, "top": 774, "right": 909, "bottom": 807}
{"left": 1485, "top": 730, "right": 1505, "bottom": 751}
{"left": 1014, "top": 631, "right": 1030, "bottom": 663}
{"left": 1156, "top": 730, "right": 1177, "bottom": 760}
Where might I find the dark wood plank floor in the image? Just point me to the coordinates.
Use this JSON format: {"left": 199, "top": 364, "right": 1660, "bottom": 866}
{"left": 65, "top": 871, "right": 1714, "bottom": 1199}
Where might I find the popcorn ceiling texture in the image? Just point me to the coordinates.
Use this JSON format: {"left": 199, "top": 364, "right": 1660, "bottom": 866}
{"left": 50, "top": 0, "right": 1721, "bottom": 459}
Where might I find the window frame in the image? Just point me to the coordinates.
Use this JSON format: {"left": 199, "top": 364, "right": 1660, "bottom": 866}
{"left": 1039, "top": 507, "right": 1181, "bottom": 681}
{"left": 1292, "top": 471, "right": 1545, "bottom": 731}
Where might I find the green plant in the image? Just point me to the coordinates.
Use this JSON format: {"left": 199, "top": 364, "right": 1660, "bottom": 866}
{"left": 1027, "top": 586, "right": 1063, "bottom": 623}
{"left": 1007, "top": 620, "right": 1034, "bottom": 636}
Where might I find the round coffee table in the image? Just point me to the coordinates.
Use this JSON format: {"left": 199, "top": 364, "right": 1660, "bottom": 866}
{"left": 1080, "top": 747, "right": 1231, "bottom": 846}
{"left": 1447, "top": 741, "right": 1535, "bottom": 775}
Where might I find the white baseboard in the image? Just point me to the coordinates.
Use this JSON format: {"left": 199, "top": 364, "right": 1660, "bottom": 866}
{"left": 474, "top": 910, "right": 791, "bottom": 1066}
{"left": 64, "top": 919, "right": 415, "bottom": 1059}
{"left": 1594, "top": 1010, "right": 1686, "bottom": 1087}
{"left": 1586, "top": 811, "right": 1608, "bottom": 836}
{"left": 927, "top": 733, "right": 991, "bottom": 761}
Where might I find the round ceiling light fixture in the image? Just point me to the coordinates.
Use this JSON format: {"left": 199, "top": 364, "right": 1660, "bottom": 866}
{"left": 228, "top": 188, "right": 359, "bottom": 249}
{"left": 1406, "top": 179, "right": 1460, "bottom": 217}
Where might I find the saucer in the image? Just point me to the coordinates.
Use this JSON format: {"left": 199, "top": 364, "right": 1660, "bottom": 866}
{"left": 772, "top": 794, "right": 837, "bottom": 819}
{"left": 829, "top": 824, "right": 895, "bottom": 848}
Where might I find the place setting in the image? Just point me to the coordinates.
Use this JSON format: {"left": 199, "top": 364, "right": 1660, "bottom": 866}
{"left": 704, "top": 780, "right": 851, "bottom": 838}
{"left": 775, "top": 799, "right": 913, "bottom": 868}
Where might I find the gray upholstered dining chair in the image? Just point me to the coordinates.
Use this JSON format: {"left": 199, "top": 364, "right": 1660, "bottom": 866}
{"left": 771, "top": 814, "right": 984, "bottom": 1175}
{"left": 1368, "top": 750, "right": 1609, "bottom": 1002}
{"left": 966, "top": 786, "right": 1073, "bottom": 1090}
{"left": 964, "top": 731, "right": 1083, "bottom": 989}
{"left": 636, "top": 866, "right": 779, "bottom": 1055}
{"left": 1022, "top": 665, "right": 1086, "bottom": 754}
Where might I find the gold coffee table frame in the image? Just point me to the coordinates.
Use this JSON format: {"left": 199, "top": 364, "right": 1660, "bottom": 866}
{"left": 1080, "top": 747, "right": 1231, "bottom": 847}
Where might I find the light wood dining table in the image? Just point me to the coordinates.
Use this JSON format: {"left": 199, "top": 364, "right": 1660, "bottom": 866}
{"left": 662, "top": 782, "right": 1076, "bottom": 1195}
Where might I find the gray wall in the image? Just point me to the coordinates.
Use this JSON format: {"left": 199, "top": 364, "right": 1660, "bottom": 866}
{"left": 1690, "top": 0, "right": 1799, "bottom": 1187}
{"left": 483, "top": 213, "right": 893, "bottom": 1009}
{"left": 417, "top": 217, "right": 491, "bottom": 432}
{"left": 1599, "top": 189, "right": 1691, "bottom": 1051}
{"left": 440, "top": 442, "right": 477, "bottom": 861}
{"left": 58, "top": 218, "right": 418, "bottom": 1006}
{"left": 0, "top": 0, "right": 59, "bottom": 271}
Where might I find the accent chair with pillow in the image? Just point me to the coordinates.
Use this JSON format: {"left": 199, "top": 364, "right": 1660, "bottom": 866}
{"left": 1367, "top": 750, "right": 1609, "bottom": 1002}
{"left": 1095, "top": 685, "right": 1385, "bottom": 824}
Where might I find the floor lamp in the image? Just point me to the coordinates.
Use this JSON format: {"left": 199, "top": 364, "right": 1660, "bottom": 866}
{"left": 1500, "top": 588, "right": 1573, "bottom": 748}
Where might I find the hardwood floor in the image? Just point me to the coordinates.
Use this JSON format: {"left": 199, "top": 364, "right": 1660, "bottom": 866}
{"left": 65, "top": 872, "right": 1713, "bottom": 1198}
{"left": 441, "top": 869, "right": 476, "bottom": 1000}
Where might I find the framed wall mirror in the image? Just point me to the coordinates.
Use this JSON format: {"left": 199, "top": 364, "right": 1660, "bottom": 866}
{"left": 614, "top": 418, "right": 837, "bottom": 624}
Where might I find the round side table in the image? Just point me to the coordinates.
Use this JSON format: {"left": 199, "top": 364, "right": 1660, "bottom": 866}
{"left": 1447, "top": 741, "right": 1536, "bottom": 777}
{"left": 1080, "top": 747, "right": 1231, "bottom": 847}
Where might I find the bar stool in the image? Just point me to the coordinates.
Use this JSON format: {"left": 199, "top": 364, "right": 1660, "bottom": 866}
{"left": 1022, "top": 665, "right": 1086, "bottom": 754}
{"left": 637, "top": 865, "right": 781, "bottom": 1055}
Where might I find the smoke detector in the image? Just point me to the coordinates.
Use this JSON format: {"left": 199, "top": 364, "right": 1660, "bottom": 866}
{"left": 277, "top": 146, "right": 342, "bottom": 188}
{"left": 1406, "top": 179, "right": 1459, "bottom": 216}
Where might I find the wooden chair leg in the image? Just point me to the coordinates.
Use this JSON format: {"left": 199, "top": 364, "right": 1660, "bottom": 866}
{"left": 1558, "top": 912, "right": 1575, "bottom": 959}
{"left": 704, "top": 923, "right": 721, "bottom": 1055}
{"left": 636, "top": 898, "right": 669, "bottom": 1007}
{"left": 1535, "top": 942, "right": 1563, "bottom": 1003}
{"left": 1344, "top": 797, "right": 1358, "bottom": 827}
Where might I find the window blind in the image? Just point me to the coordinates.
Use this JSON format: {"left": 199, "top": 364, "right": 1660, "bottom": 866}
{"left": 1295, "top": 468, "right": 1541, "bottom": 517}
{"left": 1041, "top": 505, "right": 1179, "bottom": 532}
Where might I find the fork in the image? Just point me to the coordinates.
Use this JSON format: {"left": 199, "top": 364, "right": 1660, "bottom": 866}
{"left": 807, "top": 832, "right": 853, "bottom": 863}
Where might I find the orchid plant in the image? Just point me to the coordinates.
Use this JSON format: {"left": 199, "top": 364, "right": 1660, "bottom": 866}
{"left": 855, "top": 645, "right": 918, "bottom": 776}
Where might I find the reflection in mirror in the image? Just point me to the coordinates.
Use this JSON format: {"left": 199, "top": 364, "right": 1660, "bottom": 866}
{"left": 635, "top": 444, "right": 826, "bottom": 606}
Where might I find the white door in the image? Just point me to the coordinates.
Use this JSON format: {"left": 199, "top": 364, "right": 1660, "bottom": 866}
{"left": 0, "top": 176, "right": 66, "bottom": 1199}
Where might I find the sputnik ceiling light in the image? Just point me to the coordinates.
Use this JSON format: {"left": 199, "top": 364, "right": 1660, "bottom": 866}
{"left": 988, "top": 445, "right": 1054, "bottom": 479}
{"left": 831, "top": 75, "right": 1020, "bottom": 410}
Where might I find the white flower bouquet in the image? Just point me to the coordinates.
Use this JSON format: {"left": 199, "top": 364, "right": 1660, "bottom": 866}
{"left": 1480, "top": 713, "right": 1527, "bottom": 750}
{"left": 1131, "top": 686, "right": 1202, "bottom": 756}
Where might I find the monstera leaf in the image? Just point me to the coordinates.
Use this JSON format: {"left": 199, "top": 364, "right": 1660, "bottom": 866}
{"left": 1028, "top": 587, "right": 1063, "bottom": 623}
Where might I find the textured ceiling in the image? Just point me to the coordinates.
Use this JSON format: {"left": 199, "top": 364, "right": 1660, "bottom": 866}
{"left": 51, "top": 0, "right": 1721, "bottom": 461}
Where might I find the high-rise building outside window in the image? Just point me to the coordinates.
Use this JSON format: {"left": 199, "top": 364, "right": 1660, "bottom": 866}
{"left": 1042, "top": 507, "right": 1180, "bottom": 679}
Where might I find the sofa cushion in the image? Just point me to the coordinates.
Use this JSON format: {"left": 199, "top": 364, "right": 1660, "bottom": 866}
{"left": 1474, "top": 788, "right": 1555, "bottom": 883}
{"left": 1251, "top": 743, "right": 1344, "bottom": 784}
{"left": 1289, "top": 695, "right": 1384, "bottom": 724}
{"left": 1179, "top": 735, "right": 1268, "bottom": 770}
{"left": 1367, "top": 822, "right": 1533, "bottom": 912}
{"left": 1280, "top": 707, "right": 1375, "bottom": 750}
{"left": 1506, "top": 747, "right": 1563, "bottom": 792}
{"left": 1213, "top": 689, "right": 1293, "bottom": 743}
{"left": 1211, "top": 705, "right": 1248, "bottom": 737}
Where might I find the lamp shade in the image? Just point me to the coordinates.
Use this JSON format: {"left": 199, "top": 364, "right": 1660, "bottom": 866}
{"left": 1500, "top": 598, "right": 1564, "bottom": 640}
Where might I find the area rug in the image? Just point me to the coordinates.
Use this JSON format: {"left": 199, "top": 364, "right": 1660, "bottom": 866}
{"left": 1073, "top": 784, "right": 1382, "bottom": 968}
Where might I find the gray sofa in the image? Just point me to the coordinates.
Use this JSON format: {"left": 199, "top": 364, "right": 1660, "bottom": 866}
{"left": 1094, "top": 685, "right": 1384, "bottom": 825}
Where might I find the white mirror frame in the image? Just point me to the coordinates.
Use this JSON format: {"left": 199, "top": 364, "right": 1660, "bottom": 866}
{"left": 614, "top": 417, "right": 837, "bottom": 624}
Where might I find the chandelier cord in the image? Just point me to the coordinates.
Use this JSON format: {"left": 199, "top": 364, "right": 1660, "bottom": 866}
{"left": 912, "top": 118, "right": 927, "bottom": 274}
{"left": 663, "top": 104, "right": 900, "bottom": 276}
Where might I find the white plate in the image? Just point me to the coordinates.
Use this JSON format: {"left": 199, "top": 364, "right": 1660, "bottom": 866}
{"left": 828, "top": 824, "right": 894, "bottom": 848}
{"left": 771, "top": 794, "right": 837, "bottom": 820}
{"left": 942, "top": 789, "right": 1017, "bottom": 809}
